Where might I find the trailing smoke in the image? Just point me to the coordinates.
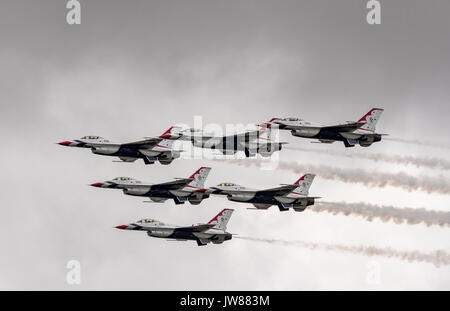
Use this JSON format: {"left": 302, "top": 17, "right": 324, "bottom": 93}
{"left": 314, "top": 201, "right": 450, "bottom": 227}
{"left": 285, "top": 146, "right": 450, "bottom": 171}
{"left": 216, "top": 158, "right": 450, "bottom": 195}
{"left": 236, "top": 236, "right": 450, "bottom": 267}
{"left": 384, "top": 137, "right": 450, "bottom": 150}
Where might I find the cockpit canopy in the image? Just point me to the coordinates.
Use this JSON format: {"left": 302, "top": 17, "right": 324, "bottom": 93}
{"left": 80, "top": 136, "right": 110, "bottom": 142}
{"left": 280, "top": 117, "right": 302, "bottom": 121}
{"left": 112, "top": 177, "right": 141, "bottom": 183}
{"left": 217, "top": 182, "right": 238, "bottom": 187}
{"left": 136, "top": 219, "right": 156, "bottom": 223}
{"left": 113, "top": 177, "right": 133, "bottom": 181}
{"left": 81, "top": 136, "right": 103, "bottom": 140}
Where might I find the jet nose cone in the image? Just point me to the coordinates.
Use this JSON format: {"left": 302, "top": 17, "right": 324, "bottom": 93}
{"left": 58, "top": 141, "right": 72, "bottom": 146}
{"left": 90, "top": 182, "right": 104, "bottom": 188}
{"left": 115, "top": 225, "right": 128, "bottom": 230}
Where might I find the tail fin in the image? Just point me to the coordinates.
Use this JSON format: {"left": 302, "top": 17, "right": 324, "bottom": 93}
{"left": 159, "top": 126, "right": 183, "bottom": 139}
{"left": 357, "top": 108, "right": 384, "bottom": 132}
{"left": 188, "top": 167, "right": 212, "bottom": 188}
{"left": 258, "top": 118, "right": 281, "bottom": 128}
{"left": 207, "top": 209, "right": 234, "bottom": 231}
{"left": 292, "top": 174, "right": 316, "bottom": 196}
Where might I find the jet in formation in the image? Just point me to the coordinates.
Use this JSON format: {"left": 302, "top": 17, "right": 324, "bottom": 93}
{"left": 179, "top": 126, "right": 287, "bottom": 157}
{"left": 58, "top": 126, "right": 183, "bottom": 165}
{"left": 209, "top": 173, "right": 318, "bottom": 212}
{"left": 115, "top": 208, "right": 235, "bottom": 246}
{"left": 91, "top": 167, "right": 211, "bottom": 205}
{"left": 261, "top": 108, "right": 385, "bottom": 148}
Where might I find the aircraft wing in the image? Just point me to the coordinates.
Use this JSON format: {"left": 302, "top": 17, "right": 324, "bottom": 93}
{"left": 121, "top": 138, "right": 162, "bottom": 148}
{"left": 321, "top": 122, "right": 366, "bottom": 133}
{"left": 210, "top": 188, "right": 258, "bottom": 195}
{"left": 282, "top": 121, "right": 365, "bottom": 133}
{"left": 150, "top": 178, "right": 194, "bottom": 191}
{"left": 255, "top": 185, "right": 298, "bottom": 197}
{"left": 176, "top": 224, "right": 216, "bottom": 233}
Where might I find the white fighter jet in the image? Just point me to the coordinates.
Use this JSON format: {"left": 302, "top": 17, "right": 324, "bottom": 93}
{"left": 90, "top": 167, "right": 211, "bottom": 205}
{"left": 115, "top": 208, "right": 235, "bottom": 246}
{"left": 260, "top": 108, "right": 385, "bottom": 148}
{"left": 209, "top": 173, "right": 318, "bottom": 212}
{"left": 180, "top": 126, "right": 287, "bottom": 157}
{"left": 58, "top": 126, "right": 183, "bottom": 165}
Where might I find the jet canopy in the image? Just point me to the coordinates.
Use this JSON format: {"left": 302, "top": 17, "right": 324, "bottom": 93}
{"left": 280, "top": 117, "right": 303, "bottom": 121}
{"left": 81, "top": 136, "right": 104, "bottom": 140}
{"left": 112, "top": 177, "right": 141, "bottom": 183}
{"left": 217, "top": 182, "right": 238, "bottom": 187}
{"left": 136, "top": 219, "right": 156, "bottom": 223}
{"left": 113, "top": 177, "right": 133, "bottom": 181}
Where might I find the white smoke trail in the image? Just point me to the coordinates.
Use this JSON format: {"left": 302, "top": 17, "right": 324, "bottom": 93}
{"left": 285, "top": 146, "right": 450, "bottom": 171}
{"left": 384, "top": 137, "right": 450, "bottom": 150}
{"left": 314, "top": 201, "right": 450, "bottom": 227}
{"left": 215, "top": 158, "right": 450, "bottom": 195}
{"left": 236, "top": 237, "right": 450, "bottom": 267}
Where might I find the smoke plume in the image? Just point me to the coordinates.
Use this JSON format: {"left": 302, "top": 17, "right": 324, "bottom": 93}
{"left": 285, "top": 146, "right": 450, "bottom": 171}
{"left": 384, "top": 137, "right": 450, "bottom": 150}
{"left": 237, "top": 237, "right": 450, "bottom": 267}
{"left": 313, "top": 201, "right": 450, "bottom": 227}
{"left": 216, "top": 158, "right": 450, "bottom": 195}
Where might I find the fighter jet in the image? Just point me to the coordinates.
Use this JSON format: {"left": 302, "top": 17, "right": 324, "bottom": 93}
{"left": 180, "top": 126, "right": 287, "bottom": 157}
{"left": 58, "top": 126, "right": 183, "bottom": 165}
{"left": 209, "top": 173, "right": 318, "bottom": 212}
{"left": 260, "top": 108, "right": 385, "bottom": 148}
{"left": 91, "top": 167, "right": 212, "bottom": 205}
{"left": 115, "top": 208, "right": 235, "bottom": 246}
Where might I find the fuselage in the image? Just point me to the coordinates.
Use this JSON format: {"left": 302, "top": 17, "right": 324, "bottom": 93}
{"left": 59, "top": 137, "right": 180, "bottom": 164}
{"left": 210, "top": 184, "right": 314, "bottom": 207}
{"left": 118, "top": 221, "right": 232, "bottom": 243}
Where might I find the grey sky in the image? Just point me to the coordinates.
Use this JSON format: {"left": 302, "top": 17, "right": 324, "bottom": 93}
{"left": 0, "top": 0, "right": 449, "bottom": 290}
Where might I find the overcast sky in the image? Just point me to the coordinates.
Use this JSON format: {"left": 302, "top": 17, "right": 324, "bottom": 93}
{"left": 1, "top": 0, "right": 449, "bottom": 290}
